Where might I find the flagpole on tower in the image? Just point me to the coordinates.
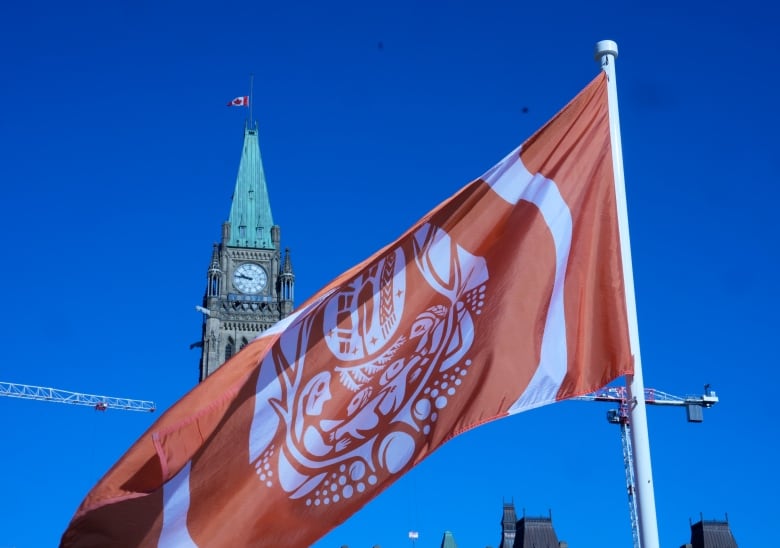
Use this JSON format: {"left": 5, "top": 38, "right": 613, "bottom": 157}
{"left": 249, "top": 73, "right": 254, "bottom": 128}
{"left": 594, "top": 40, "right": 660, "bottom": 548}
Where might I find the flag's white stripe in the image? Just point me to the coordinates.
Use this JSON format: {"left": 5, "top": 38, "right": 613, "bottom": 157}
{"left": 482, "top": 146, "right": 572, "bottom": 413}
{"left": 159, "top": 462, "right": 198, "bottom": 547}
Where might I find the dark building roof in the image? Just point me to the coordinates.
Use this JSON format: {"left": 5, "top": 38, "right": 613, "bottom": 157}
{"left": 498, "top": 502, "right": 518, "bottom": 548}
{"left": 498, "top": 501, "right": 565, "bottom": 548}
{"left": 680, "top": 518, "right": 738, "bottom": 548}
{"left": 515, "top": 516, "right": 561, "bottom": 548}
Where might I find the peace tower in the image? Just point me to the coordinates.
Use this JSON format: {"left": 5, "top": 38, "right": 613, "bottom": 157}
{"left": 197, "top": 122, "right": 295, "bottom": 381}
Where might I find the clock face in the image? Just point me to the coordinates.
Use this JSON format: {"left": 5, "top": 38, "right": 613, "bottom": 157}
{"left": 233, "top": 263, "right": 268, "bottom": 294}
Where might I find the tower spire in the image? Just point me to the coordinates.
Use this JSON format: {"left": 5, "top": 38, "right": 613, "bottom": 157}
{"left": 225, "top": 125, "right": 275, "bottom": 249}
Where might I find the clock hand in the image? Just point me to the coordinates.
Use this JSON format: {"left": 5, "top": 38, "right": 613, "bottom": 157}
{"left": 237, "top": 274, "right": 253, "bottom": 280}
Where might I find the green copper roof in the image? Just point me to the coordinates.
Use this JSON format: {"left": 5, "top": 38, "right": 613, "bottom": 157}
{"left": 227, "top": 126, "right": 275, "bottom": 248}
{"left": 440, "top": 531, "right": 458, "bottom": 548}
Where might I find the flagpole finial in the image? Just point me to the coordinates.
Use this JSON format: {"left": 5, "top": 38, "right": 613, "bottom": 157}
{"left": 594, "top": 40, "right": 619, "bottom": 61}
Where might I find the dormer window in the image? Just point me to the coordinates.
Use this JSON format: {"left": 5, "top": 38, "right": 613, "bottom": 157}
{"left": 239, "top": 225, "right": 246, "bottom": 238}
{"left": 256, "top": 226, "right": 263, "bottom": 239}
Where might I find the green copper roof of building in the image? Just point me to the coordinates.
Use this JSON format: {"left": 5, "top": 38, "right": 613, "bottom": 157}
{"left": 227, "top": 125, "right": 275, "bottom": 248}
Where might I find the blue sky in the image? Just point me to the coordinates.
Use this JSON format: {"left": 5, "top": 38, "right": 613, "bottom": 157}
{"left": 1, "top": 1, "right": 777, "bottom": 546}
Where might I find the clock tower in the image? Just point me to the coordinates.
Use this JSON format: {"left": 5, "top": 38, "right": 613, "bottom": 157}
{"left": 198, "top": 122, "right": 295, "bottom": 381}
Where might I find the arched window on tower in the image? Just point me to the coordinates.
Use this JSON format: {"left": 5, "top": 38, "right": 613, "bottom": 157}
{"left": 241, "top": 337, "right": 249, "bottom": 350}
{"left": 225, "top": 338, "right": 234, "bottom": 362}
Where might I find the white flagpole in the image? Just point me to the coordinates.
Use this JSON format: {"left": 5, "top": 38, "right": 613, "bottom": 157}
{"left": 594, "top": 40, "right": 660, "bottom": 548}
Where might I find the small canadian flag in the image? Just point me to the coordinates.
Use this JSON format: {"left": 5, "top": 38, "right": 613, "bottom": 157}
{"left": 227, "top": 96, "right": 249, "bottom": 107}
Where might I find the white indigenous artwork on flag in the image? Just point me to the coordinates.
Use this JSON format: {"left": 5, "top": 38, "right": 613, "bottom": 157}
{"left": 247, "top": 223, "right": 489, "bottom": 504}
{"left": 243, "top": 150, "right": 572, "bottom": 507}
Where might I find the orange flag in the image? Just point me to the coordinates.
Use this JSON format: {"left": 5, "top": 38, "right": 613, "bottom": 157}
{"left": 61, "top": 72, "right": 632, "bottom": 547}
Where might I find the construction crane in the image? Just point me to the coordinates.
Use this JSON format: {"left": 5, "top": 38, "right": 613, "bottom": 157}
{"left": 0, "top": 381, "right": 156, "bottom": 413}
{"left": 573, "top": 384, "right": 719, "bottom": 548}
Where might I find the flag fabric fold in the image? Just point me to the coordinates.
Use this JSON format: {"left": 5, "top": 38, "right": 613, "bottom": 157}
{"left": 62, "top": 72, "right": 632, "bottom": 547}
{"left": 227, "top": 96, "right": 249, "bottom": 107}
